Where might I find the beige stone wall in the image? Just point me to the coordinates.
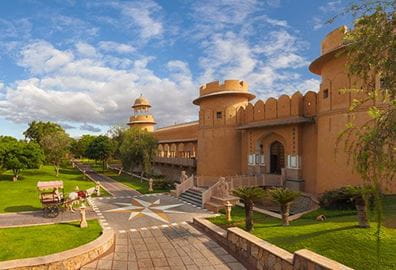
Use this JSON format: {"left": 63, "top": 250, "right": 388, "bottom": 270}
{"left": 193, "top": 218, "right": 353, "bottom": 270}
{"left": 154, "top": 122, "right": 198, "bottom": 142}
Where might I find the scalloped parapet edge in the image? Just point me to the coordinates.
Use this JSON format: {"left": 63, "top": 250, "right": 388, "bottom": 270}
{"left": 199, "top": 80, "right": 249, "bottom": 97}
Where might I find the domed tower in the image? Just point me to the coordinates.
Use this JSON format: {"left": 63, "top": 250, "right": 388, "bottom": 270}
{"left": 127, "top": 94, "right": 156, "bottom": 132}
{"left": 193, "top": 80, "right": 255, "bottom": 178}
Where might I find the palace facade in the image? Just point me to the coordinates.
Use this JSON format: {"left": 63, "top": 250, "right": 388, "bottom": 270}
{"left": 127, "top": 26, "right": 395, "bottom": 195}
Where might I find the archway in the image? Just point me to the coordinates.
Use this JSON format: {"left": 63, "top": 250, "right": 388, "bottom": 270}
{"left": 270, "top": 141, "right": 285, "bottom": 174}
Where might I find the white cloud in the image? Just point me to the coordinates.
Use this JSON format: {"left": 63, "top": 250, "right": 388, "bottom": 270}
{"left": 98, "top": 41, "right": 135, "bottom": 54}
{"left": 18, "top": 41, "right": 73, "bottom": 74}
{"left": 0, "top": 40, "right": 197, "bottom": 129}
{"left": 75, "top": 42, "right": 97, "bottom": 58}
{"left": 80, "top": 123, "right": 101, "bottom": 132}
{"left": 110, "top": 0, "right": 163, "bottom": 41}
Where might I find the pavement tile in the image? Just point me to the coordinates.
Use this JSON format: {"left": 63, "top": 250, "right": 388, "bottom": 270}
{"left": 97, "top": 259, "right": 113, "bottom": 270}
{"left": 112, "top": 260, "right": 128, "bottom": 269}
{"left": 115, "top": 245, "right": 128, "bottom": 253}
{"left": 149, "top": 250, "right": 165, "bottom": 258}
{"left": 138, "top": 258, "right": 154, "bottom": 268}
{"left": 133, "top": 243, "right": 147, "bottom": 251}
{"left": 127, "top": 261, "right": 138, "bottom": 270}
{"left": 221, "top": 255, "right": 238, "bottom": 263}
{"left": 114, "top": 252, "right": 128, "bottom": 261}
{"left": 226, "top": 262, "right": 246, "bottom": 270}
{"left": 166, "top": 257, "right": 184, "bottom": 266}
{"left": 152, "top": 258, "right": 169, "bottom": 267}
{"left": 135, "top": 250, "right": 151, "bottom": 259}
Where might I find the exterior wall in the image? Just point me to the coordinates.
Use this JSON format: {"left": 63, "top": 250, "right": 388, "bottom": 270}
{"left": 132, "top": 25, "right": 396, "bottom": 195}
{"left": 154, "top": 122, "right": 198, "bottom": 141}
{"left": 196, "top": 80, "right": 253, "bottom": 177}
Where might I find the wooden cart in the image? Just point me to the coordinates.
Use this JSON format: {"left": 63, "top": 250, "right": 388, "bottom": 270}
{"left": 37, "top": 181, "right": 65, "bottom": 218}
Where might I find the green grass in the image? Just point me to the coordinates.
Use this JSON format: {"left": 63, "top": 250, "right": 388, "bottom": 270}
{"left": 0, "top": 165, "right": 109, "bottom": 213}
{"left": 0, "top": 219, "right": 102, "bottom": 261}
{"left": 208, "top": 198, "right": 396, "bottom": 270}
{"left": 81, "top": 159, "right": 171, "bottom": 194}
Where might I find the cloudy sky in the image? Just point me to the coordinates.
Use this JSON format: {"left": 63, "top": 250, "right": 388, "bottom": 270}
{"left": 0, "top": 0, "right": 350, "bottom": 138}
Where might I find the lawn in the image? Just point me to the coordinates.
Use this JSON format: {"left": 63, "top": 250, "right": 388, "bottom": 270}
{"left": 81, "top": 159, "right": 171, "bottom": 194}
{"left": 0, "top": 165, "right": 109, "bottom": 213}
{"left": 0, "top": 219, "right": 102, "bottom": 261}
{"left": 208, "top": 196, "right": 396, "bottom": 270}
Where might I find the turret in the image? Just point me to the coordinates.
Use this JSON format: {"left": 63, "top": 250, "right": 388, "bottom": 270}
{"left": 127, "top": 94, "right": 156, "bottom": 132}
{"left": 194, "top": 80, "right": 255, "bottom": 177}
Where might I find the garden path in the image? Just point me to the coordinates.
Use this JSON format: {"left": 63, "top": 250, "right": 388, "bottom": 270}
{"left": 74, "top": 162, "right": 141, "bottom": 197}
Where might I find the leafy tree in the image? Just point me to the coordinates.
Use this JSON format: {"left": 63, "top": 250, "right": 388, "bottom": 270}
{"left": 86, "top": 135, "right": 114, "bottom": 172}
{"left": 70, "top": 134, "right": 96, "bottom": 159}
{"left": 232, "top": 187, "right": 265, "bottom": 232}
{"left": 267, "top": 188, "right": 300, "bottom": 226}
{"left": 1, "top": 140, "right": 43, "bottom": 181}
{"left": 345, "top": 185, "right": 374, "bottom": 228}
{"left": 0, "top": 136, "right": 18, "bottom": 174}
{"left": 41, "top": 131, "right": 71, "bottom": 176}
{"left": 107, "top": 126, "right": 128, "bottom": 160}
{"left": 119, "top": 128, "right": 157, "bottom": 180}
{"left": 23, "top": 121, "right": 64, "bottom": 146}
{"left": 331, "top": 1, "right": 395, "bottom": 266}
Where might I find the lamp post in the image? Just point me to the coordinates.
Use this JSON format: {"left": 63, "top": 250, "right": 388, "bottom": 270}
{"left": 225, "top": 201, "right": 232, "bottom": 222}
{"left": 80, "top": 203, "right": 88, "bottom": 228}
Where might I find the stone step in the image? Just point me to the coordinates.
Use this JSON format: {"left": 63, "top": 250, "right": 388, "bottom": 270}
{"left": 204, "top": 201, "right": 224, "bottom": 213}
{"left": 180, "top": 193, "right": 202, "bottom": 202}
{"left": 179, "top": 196, "right": 202, "bottom": 207}
{"left": 182, "top": 191, "right": 202, "bottom": 200}
{"left": 185, "top": 189, "right": 203, "bottom": 196}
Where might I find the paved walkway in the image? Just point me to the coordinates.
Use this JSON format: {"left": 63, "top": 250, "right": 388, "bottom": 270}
{"left": 82, "top": 222, "right": 245, "bottom": 270}
{"left": 0, "top": 209, "right": 97, "bottom": 228}
{"left": 74, "top": 162, "right": 141, "bottom": 197}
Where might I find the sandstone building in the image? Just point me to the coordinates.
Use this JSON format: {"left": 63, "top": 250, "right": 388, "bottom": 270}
{"left": 128, "top": 27, "right": 394, "bottom": 196}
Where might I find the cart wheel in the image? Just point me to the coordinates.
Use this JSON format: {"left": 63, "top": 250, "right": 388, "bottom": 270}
{"left": 43, "top": 207, "right": 49, "bottom": 217}
{"left": 47, "top": 206, "right": 60, "bottom": 218}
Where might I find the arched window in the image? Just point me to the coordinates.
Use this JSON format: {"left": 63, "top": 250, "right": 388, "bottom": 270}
{"left": 270, "top": 141, "right": 285, "bottom": 174}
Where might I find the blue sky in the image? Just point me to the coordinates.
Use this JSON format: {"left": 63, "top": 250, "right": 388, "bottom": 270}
{"left": 0, "top": 0, "right": 351, "bottom": 138}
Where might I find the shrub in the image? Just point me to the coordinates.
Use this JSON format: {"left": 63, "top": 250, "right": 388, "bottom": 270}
{"left": 152, "top": 179, "right": 174, "bottom": 190}
{"left": 319, "top": 187, "right": 355, "bottom": 210}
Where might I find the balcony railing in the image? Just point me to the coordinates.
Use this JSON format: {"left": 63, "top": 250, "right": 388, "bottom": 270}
{"left": 153, "top": 156, "right": 197, "bottom": 167}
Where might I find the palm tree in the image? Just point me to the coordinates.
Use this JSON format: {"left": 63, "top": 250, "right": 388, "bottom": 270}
{"left": 233, "top": 187, "right": 265, "bottom": 232}
{"left": 345, "top": 185, "right": 373, "bottom": 228}
{"left": 267, "top": 188, "right": 300, "bottom": 226}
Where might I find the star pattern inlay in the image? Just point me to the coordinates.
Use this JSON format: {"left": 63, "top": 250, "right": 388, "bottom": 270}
{"left": 105, "top": 198, "right": 185, "bottom": 223}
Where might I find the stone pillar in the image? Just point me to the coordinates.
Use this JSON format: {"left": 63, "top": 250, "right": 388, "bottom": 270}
{"left": 96, "top": 183, "right": 101, "bottom": 196}
{"left": 225, "top": 201, "right": 232, "bottom": 222}
{"left": 148, "top": 178, "right": 154, "bottom": 192}
{"left": 80, "top": 203, "right": 88, "bottom": 228}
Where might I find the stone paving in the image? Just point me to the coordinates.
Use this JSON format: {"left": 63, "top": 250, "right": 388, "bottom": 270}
{"left": 91, "top": 194, "right": 214, "bottom": 232}
{"left": 82, "top": 222, "right": 246, "bottom": 270}
{"left": 0, "top": 209, "right": 97, "bottom": 228}
{"left": 74, "top": 162, "right": 141, "bottom": 197}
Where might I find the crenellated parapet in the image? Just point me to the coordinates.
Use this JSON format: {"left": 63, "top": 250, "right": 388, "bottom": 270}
{"left": 199, "top": 80, "right": 249, "bottom": 96}
{"left": 236, "top": 91, "right": 318, "bottom": 125}
{"left": 194, "top": 80, "right": 254, "bottom": 105}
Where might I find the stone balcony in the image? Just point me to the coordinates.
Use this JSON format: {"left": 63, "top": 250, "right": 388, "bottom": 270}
{"left": 153, "top": 156, "right": 197, "bottom": 167}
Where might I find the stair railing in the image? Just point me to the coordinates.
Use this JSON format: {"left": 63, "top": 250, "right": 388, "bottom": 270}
{"left": 201, "top": 178, "right": 223, "bottom": 208}
{"left": 175, "top": 174, "right": 194, "bottom": 197}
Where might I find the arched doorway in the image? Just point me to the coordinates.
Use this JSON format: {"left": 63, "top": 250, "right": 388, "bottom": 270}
{"left": 270, "top": 141, "right": 285, "bottom": 174}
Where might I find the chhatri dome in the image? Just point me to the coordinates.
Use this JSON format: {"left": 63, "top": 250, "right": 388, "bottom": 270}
{"left": 127, "top": 94, "right": 156, "bottom": 132}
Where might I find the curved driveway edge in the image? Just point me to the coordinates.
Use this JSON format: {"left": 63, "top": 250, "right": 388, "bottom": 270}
{"left": 0, "top": 228, "right": 115, "bottom": 270}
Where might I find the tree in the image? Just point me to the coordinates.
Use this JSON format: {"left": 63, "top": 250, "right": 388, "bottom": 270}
{"left": 331, "top": 1, "right": 395, "bottom": 267}
{"left": 41, "top": 131, "right": 71, "bottom": 176}
{"left": 232, "top": 187, "right": 265, "bottom": 232}
{"left": 345, "top": 185, "right": 374, "bottom": 228}
{"left": 70, "top": 135, "right": 96, "bottom": 159}
{"left": 23, "top": 121, "right": 64, "bottom": 146}
{"left": 1, "top": 140, "right": 43, "bottom": 181}
{"left": 86, "top": 135, "right": 114, "bottom": 172}
{"left": 0, "top": 136, "right": 18, "bottom": 174}
{"left": 107, "top": 126, "right": 127, "bottom": 160}
{"left": 267, "top": 188, "right": 300, "bottom": 226}
{"left": 118, "top": 128, "right": 157, "bottom": 180}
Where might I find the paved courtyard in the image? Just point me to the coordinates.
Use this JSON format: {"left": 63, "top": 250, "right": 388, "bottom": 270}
{"left": 91, "top": 194, "right": 215, "bottom": 231}
{"left": 82, "top": 222, "right": 245, "bottom": 270}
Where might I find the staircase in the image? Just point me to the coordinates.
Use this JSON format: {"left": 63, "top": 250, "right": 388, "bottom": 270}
{"left": 179, "top": 188, "right": 203, "bottom": 207}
